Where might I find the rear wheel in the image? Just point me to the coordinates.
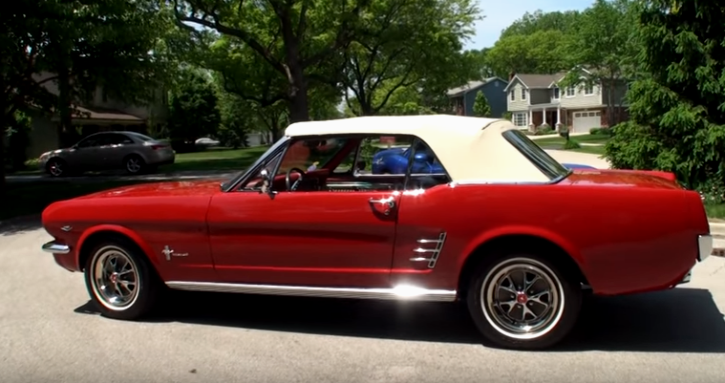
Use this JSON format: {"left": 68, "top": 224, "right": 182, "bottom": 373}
{"left": 83, "top": 237, "right": 161, "bottom": 320}
{"left": 466, "top": 253, "right": 582, "bottom": 350}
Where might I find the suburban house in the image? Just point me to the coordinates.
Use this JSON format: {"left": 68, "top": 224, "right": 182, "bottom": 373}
{"left": 447, "top": 77, "right": 509, "bottom": 118}
{"left": 23, "top": 72, "right": 168, "bottom": 158}
{"left": 504, "top": 69, "right": 629, "bottom": 133}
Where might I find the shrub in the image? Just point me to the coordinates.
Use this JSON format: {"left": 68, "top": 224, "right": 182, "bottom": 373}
{"left": 563, "top": 139, "right": 581, "bottom": 150}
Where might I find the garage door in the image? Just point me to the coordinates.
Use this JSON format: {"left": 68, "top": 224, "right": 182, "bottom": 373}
{"left": 572, "top": 111, "right": 601, "bottom": 133}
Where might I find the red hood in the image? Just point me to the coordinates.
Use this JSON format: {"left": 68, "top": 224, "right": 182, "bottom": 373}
{"left": 76, "top": 179, "right": 223, "bottom": 199}
{"left": 563, "top": 169, "right": 682, "bottom": 189}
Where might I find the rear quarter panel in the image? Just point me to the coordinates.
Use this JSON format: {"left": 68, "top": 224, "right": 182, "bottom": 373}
{"left": 42, "top": 195, "right": 216, "bottom": 281}
{"left": 396, "top": 181, "right": 696, "bottom": 295}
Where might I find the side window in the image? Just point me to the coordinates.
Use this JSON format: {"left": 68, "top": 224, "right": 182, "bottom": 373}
{"left": 77, "top": 136, "right": 101, "bottom": 148}
{"left": 358, "top": 135, "right": 415, "bottom": 176}
{"left": 107, "top": 134, "right": 134, "bottom": 145}
{"left": 406, "top": 139, "right": 451, "bottom": 190}
{"left": 239, "top": 151, "right": 284, "bottom": 192}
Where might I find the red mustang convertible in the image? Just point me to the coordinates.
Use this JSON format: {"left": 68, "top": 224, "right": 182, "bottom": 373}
{"left": 41, "top": 115, "right": 713, "bottom": 350}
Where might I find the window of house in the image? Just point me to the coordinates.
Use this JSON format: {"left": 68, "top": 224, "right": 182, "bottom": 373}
{"left": 513, "top": 113, "right": 528, "bottom": 127}
{"left": 566, "top": 86, "right": 576, "bottom": 97}
{"left": 510, "top": 90, "right": 515, "bottom": 101}
{"left": 553, "top": 87, "right": 560, "bottom": 99}
{"left": 521, "top": 88, "right": 527, "bottom": 100}
{"left": 584, "top": 84, "right": 594, "bottom": 95}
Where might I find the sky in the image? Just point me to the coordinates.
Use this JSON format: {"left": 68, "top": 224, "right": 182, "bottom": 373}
{"left": 465, "top": 0, "right": 594, "bottom": 49}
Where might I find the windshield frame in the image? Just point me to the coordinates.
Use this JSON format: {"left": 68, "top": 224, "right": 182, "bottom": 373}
{"left": 220, "top": 136, "right": 291, "bottom": 192}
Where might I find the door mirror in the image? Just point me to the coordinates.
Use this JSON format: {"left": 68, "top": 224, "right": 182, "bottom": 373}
{"left": 258, "top": 169, "right": 276, "bottom": 199}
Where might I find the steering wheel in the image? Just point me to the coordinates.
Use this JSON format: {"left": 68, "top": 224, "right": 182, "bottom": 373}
{"left": 285, "top": 167, "right": 307, "bottom": 191}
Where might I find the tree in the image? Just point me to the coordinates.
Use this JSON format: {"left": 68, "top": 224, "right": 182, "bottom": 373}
{"left": 559, "top": 0, "right": 638, "bottom": 127}
{"left": 173, "top": 0, "right": 370, "bottom": 123}
{"left": 602, "top": 0, "right": 725, "bottom": 196}
{"left": 499, "top": 10, "right": 582, "bottom": 39}
{"left": 341, "top": 0, "right": 479, "bottom": 115}
{"left": 484, "top": 29, "right": 572, "bottom": 77}
{"left": 472, "top": 91, "right": 491, "bottom": 117}
{"left": 167, "top": 68, "right": 221, "bottom": 152}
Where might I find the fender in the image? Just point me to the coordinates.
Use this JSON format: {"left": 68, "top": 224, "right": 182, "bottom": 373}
{"left": 76, "top": 224, "right": 159, "bottom": 272}
{"left": 457, "top": 224, "right": 588, "bottom": 276}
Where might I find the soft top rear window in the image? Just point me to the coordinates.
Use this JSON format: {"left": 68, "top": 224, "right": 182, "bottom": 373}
{"left": 502, "top": 129, "right": 571, "bottom": 181}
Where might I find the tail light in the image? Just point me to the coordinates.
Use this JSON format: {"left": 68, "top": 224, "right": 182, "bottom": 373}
{"left": 149, "top": 144, "right": 167, "bottom": 150}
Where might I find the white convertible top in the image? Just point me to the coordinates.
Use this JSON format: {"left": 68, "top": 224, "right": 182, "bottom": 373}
{"left": 284, "top": 115, "right": 551, "bottom": 183}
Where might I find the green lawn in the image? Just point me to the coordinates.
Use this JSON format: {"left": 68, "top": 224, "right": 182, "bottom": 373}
{"left": 534, "top": 133, "right": 611, "bottom": 156}
{"left": 705, "top": 203, "right": 725, "bottom": 220}
{"left": 164, "top": 146, "right": 269, "bottom": 173}
{"left": 0, "top": 180, "right": 157, "bottom": 221}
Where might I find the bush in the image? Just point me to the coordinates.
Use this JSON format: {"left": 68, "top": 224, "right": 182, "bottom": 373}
{"left": 534, "top": 126, "right": 554, "bottom": 135}
{"left": 590, "top": 127, "right": 614, "bottom": 136}
{"left": 563, "top": 139, "right": 581, "bottom": 150}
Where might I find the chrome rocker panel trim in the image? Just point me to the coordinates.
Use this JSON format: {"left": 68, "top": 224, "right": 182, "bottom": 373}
{"left": 166, "top": 281, "right": 457, "bottom": 302}
{"left": 41, "top": 241, "right": 70, "bottom": 254}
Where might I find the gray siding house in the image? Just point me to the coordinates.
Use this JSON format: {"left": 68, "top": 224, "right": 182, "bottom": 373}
{"left": 504, "top": 69, "right": 630, "bottom": 133}
{"left": 446, "top": 77, "right": 509, "bottom": 118}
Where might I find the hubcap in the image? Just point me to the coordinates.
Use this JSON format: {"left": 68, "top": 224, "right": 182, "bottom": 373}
{"left": 481, "top": 258, "right": 565, "bottom": 340}
{"left": 127, "top": 158, "right": 141, "bottom": 173}
{"left": 91, "top": 247, "right": 140, "bottom": 310}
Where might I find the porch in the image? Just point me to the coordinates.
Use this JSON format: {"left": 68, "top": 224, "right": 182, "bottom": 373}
{"left": 510, "top": 104, "right": 566, "bottom": 132}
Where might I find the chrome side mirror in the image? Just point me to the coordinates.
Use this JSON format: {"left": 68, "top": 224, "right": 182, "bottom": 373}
{"left": 259, "top": 169, "right": 276, "bottom": 199}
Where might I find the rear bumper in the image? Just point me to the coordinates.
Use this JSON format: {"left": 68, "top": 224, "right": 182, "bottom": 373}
{"left": 698, "top": 234, "right": 712, "bottom": 262}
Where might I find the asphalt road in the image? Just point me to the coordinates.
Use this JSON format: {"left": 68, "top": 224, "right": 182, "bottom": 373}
{"left": 1, "top": 222, "right": 724, "bottom": 383}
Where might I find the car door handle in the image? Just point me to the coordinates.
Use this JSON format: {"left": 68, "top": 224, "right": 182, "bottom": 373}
{"left": 368, "top": 197, "right": 396, "bottom": 215}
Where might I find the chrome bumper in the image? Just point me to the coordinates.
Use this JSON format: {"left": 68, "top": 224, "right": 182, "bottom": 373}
{"left": 698, "top": 234, "right": 713, "bottom": 262}
{"left": 42, "top": 241, "right": 70, "bottom": 254}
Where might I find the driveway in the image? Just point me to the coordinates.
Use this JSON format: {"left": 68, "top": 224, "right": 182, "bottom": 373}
{"left": 1, "top": 223, "right": 724, "bottom": 382}
{"left": 5, "top": 169, "right": 237, "bottom": 184}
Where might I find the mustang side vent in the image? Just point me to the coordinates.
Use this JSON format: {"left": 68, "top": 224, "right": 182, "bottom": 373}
{"left": 410, "top": 232, "right": 448, "bottom": 268}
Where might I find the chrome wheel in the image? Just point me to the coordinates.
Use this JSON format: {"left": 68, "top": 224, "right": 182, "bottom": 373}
{"left": 126, "top": 157, "right": 142, "bottom": 173}
{"left": 481, "top": 257, "right": 565, "bottom": 340}
{"left": 48, "top": 160, "right": 64, "bottom": 177}
{"left": 90, "top": 246, "right": 140, "bottom": 310}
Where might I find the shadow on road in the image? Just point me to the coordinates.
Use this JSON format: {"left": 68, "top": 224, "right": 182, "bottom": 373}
{"left": 0, "top": 215, "right": 42, "bottom": 236}
{"left": 75, "top": 286, "right": 725, "bottom": 352}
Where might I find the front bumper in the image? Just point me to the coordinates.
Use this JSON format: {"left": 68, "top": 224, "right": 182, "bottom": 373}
{"left": 42, "top": 241, "right": 70, "bottom": 254}
{"left": 698, "top": 234, "right": 713, "bottom": 262}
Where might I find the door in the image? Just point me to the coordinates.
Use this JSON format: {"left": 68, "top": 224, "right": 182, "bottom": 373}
{"left": 572, "top": 111, "right": 601, "bottom": 133}
{"left": 67, "top": 134, "right": 105, "bottom": 170}
{"left": 101, "top": 133, "right": 136, "bottom": 168}
{"left": 207, "top": 190, "right": 399, "bottom": 288}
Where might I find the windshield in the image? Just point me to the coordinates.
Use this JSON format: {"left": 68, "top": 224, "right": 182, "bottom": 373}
{"left": 502, "top": 129, "right": 571, "bottom": 181}
{"left": 220, "top": 136, "right": 291, "bottom": 190}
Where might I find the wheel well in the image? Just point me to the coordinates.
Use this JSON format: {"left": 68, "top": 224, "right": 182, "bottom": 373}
{"left": 456, "top": 234, "right": 589, "bottom": 299}
{"left": 123, "top": 153, "right": 144, "bottom": 162}
{"left": 78, "top": 230, "right": 152, "bottom": 273}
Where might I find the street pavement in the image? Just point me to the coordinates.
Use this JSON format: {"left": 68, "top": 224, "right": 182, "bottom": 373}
{"left": 0, "top": 223, "right": 724, "bottom": 383}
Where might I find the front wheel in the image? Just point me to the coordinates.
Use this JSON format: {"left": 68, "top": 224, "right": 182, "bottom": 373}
{"left": 466, "top": 253, "right": 582, "bottom": 350}
{"left": 83, "top": 238, "right": 161, "bottom": 320}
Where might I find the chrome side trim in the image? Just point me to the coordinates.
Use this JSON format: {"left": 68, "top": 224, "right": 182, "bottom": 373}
{"left": 42, "top": 241, "right": 70, "bottom": 254}
{"left": 409, "top": 232, "right": 447, "bottom": 268}
{"left": 698, "top": 234, "right": 712, "bottom": 262}
{"left": 165, "top": 281, "right": 457, "bottom": 302}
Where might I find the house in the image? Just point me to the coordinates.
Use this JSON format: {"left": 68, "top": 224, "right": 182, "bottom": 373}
{"left": 504, "top": 69, "right": 629, "bottom": 133}
{"left": 446, "top": 77, "right": 509, "bottom": 118}
{"left": 23, "top": 72, "right": 168, "bottom": 158}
